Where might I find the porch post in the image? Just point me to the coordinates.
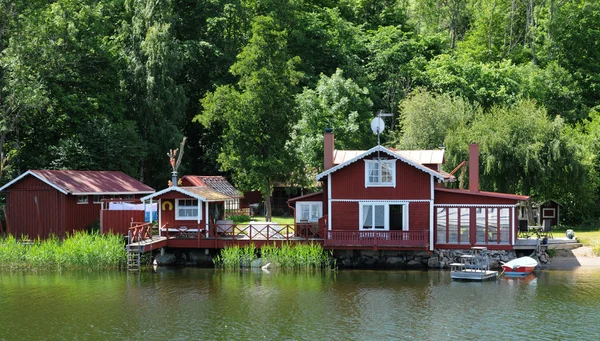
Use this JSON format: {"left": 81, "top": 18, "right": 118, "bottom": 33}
{"left": 204, "top": 201, "right": 208, "bottom": 233}
{"left": 158, "top": 199, "right": 162, "bottom": 236}
{"left": 327, "top": 174, "right": 332, "bottom": 231}
{"left": 429, "top": 175, "right": 434, "bottom": 251}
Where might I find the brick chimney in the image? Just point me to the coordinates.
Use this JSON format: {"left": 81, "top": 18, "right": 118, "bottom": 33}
{"left": 469, "top": 144, "right": 479, "bottom": 192}
{"left": 324, "top": 128, "right": 334, "bottom": 170}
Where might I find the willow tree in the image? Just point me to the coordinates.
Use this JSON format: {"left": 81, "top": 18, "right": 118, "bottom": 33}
{"left": 198, "top": 16, "right": 302, "bottom": 221}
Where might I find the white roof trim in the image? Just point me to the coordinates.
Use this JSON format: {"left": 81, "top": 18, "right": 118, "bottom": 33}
{"left": 140, "top": 186, "right": 208, "bottom": 202}
{"left": 73, "top": 191, "right": 155, "bottom": 196}
{"left": 316, "top": 145, "right": 447, "bottom": 181}
{"left": 0, "top": 170, "right": 69, "bottom": 194}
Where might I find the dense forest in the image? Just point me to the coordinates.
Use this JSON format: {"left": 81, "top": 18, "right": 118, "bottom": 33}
{"left": 0, "top": 0, "right": 598, "bottom": 224}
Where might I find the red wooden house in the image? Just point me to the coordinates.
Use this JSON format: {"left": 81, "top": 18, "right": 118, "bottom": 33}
{"left": 288, "top": 130, "right": 529, "bottom": 251}
{"left": 0, "top": 170, "right": 155, "bottom": 239}
{"left": 139, "top": 181, "right": 234, "bottom": 243}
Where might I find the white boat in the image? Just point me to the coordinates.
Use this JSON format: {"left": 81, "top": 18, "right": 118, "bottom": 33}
{"left": 450, "top": 247, "right": 498, "bottom": 281}
{"left": 501, "top": 256, "right": 538, "bottom": 277}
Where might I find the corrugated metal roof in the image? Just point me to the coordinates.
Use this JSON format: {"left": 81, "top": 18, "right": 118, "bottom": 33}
{"left": 318, "top": 145, "right": 453, "bottom": 182}
{"left": 181, "top": 175, "right": 243, "bottom": 198}
{"left": 0, "top": 170, "right": 155, "bottom": 195}
{"left": 334, "top": 149, "right": 444, "bottom": 165}
{"left": 183, "top": 186, "right": 233, "bottom": 201}
{"left": 435, "top": 188, "right": 529, "bottom": 201}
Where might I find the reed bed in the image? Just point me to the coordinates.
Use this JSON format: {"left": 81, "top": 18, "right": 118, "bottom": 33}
{"left": 214, "top": 242, "right": 331, "bottom": 269}
{"left": 0, "top": 231, "right": 126, "bottom": 270}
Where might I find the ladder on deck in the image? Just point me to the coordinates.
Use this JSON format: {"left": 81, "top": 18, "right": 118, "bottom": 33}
{"left": 127, "top": 247, "right": 141, "bottom": 271}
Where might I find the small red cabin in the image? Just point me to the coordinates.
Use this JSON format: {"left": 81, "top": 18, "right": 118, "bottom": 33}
{"left": 140, "top": 184, "right": 233, "bottom": 238}
{"left": 288, "top": 131, "right": 529, "bottom": 251}
{"left": 0, "top": 170, "right": 155, "bottom": 239}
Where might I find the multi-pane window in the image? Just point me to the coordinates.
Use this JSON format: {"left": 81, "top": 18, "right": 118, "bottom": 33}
{"left": 437, "top": 207, "right": 470, "bottom": 244}
{"left": 476, "top": 208, "right": 486, "bottom": 243}
{"left": 365, "top": 160, "right": 395, "bottom": 187}
{"left": 175, "top": 199, "right": 200, "bottom": 220}
{"left": 77, "top": 195, "right": 88, "bottom": 204}
{"left": 500, "top": 208, "right": 510, "bottom": 243}
{"left": 361, "top": 204, "right": 386, "bottom": 230}
{"left": 296, "top": 202, "right": 322, "bottom": 223}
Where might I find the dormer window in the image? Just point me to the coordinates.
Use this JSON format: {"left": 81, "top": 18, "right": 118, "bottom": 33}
{"left": 365, "top": 160, "right": 396, "bottom": 187}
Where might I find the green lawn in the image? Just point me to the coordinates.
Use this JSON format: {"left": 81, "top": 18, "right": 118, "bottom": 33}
{"left": 249, "top": 215, "right": 296, "bottom": 226}
{"left": 555, "top": 227, "right": 600, "bottom": 256}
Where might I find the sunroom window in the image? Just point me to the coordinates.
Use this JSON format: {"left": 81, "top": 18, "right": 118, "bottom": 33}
{"left": 365, "top": 160, "right": 396, "bottom": 187}
{"left": 296, "top": 202, "right": 322, "bottom": 223}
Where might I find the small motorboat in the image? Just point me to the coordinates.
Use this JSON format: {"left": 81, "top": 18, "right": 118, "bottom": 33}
{"left": 501, "top": 256, "right": 538, "bottom": 277}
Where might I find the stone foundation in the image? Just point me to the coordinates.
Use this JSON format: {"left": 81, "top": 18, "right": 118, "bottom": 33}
{"left": 333, "top": 249, "right": 518, "bottom": 270}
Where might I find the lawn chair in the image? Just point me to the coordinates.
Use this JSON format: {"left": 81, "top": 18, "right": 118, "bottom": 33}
{"left": 541, "top": 219, "right": 554, "bottom": 239}
{"left": 518, "top": 219, "right": 530, "bottom": 239}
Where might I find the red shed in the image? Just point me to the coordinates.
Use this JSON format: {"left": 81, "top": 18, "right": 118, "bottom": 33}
{"left": 0, "top": 170, "right": 155, "bottom": 239}
{"left": 288, "top": 130, "right": 529, "bottom": 251}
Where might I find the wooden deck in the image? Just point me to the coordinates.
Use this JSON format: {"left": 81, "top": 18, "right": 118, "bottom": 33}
{"left": 127, "top": 236, "right": 168, "bottom": 253}
{"left": 125, "top": 222, "right": 432, "bottom": 253}
{"left": 514, "top": 237, "right": 581, "bottom": 250}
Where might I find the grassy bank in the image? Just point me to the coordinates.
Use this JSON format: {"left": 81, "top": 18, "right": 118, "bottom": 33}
{"left": 556, "top": 226, "right": 600, "bottom": 256}
{"left": 213, "top": 242, "right": 332, "bottom": 270}
{"left": 0, "top": 231, "right": 126, "bottom": 270}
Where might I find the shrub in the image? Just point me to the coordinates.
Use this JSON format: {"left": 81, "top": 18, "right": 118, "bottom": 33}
{"left": 229, "top": 214, "right": 250, "bottom": 223}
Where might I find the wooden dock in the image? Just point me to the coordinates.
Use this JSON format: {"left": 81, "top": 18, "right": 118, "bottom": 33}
{"left": 127, "top": 236, "right": 168, "bottom": 253}
{"left": 514, "top": 237, "right": 581, "bottom": 250}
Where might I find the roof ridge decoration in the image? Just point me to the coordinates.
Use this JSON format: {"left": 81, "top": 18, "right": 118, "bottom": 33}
{"left": 317, "top": 145, "right": 451, "bottom": 181}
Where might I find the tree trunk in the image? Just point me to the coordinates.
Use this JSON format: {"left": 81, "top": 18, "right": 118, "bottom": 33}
{"left": 529, "top": 0, "right": 537, "bottom": 65}
{"left": 264, "top": 178, "right": 272, "bottom": 222}
{"left": 487, "top": 0, "right": 497, "bottom": 61}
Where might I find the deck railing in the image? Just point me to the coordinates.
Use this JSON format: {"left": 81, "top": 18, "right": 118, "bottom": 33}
{"left": 324, "top": 230, "right": 429, "bottom": 248}
{"left": 156, "top": 222, "right": 428, "bottom": 249}
{"left": 128, "top": 222, "right": 153, "bottom": 243}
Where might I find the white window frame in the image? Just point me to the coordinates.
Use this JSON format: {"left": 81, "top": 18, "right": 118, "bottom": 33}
{"left": 359, "top": 202, "right": 409, "bottom": 231}
{"left": 77, "top": 195, "right": 89, "bottom": 204}
{"left": 296, "top": 201, "right": 323, "bottom": 223}
{"left": 360, "top": 203, "right": 389, "bottom": 230}
{"left": 175, "top": 199, "right": 201, "bottom": 221}
{"left": 542, "top": 208, "right": 555, "bottom": 219}
{"left": 364, "top": 160, "right": 396, "bottom": 188}
{"left": 93, "top": 195, "right": 103, "bottom": 204}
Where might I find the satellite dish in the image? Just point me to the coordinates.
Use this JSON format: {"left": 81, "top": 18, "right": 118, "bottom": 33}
{"left": 370, "top": 117, "right": 385, "bottom": 135}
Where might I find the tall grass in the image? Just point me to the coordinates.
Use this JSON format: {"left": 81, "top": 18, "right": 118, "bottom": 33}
{"left": 261, "top": 243, "right": 331, "bottom": 269}
{"left": 213, "top": 244, "right": 257, "bottom": 269}
{"left": 214, "top": 242, "right": 331, "bottom": 269}
{"left": 0, "top": 231, "right": 126, "bottom": 270}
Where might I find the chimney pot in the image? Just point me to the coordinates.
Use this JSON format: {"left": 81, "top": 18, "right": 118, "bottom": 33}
{"left": 324, "top": 128, "right": 334, "bottom": 171}
{"left": 469, "top": 144, "right": 479, "bottom": 192}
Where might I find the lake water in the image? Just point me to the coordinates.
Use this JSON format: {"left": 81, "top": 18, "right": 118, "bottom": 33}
{"left": 1, "top": 268, "right": 599, "bottom": 340}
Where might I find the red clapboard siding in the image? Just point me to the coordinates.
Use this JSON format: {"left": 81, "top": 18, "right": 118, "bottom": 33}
{"left": 434, "top": 189, "right": 520, "bottom": 205}
{"left": 64, "top": 195, "right": 102, "bottom": 235}
{"left": 408, "top": 202, "right": 430, "bottom": 231}
{"left": 331, "top": 202, "right": 359, "bottom": 231}
{"left": 101, "top": 210, "right": 145, "bottom": 235}
{"left": 331, "top": 159, "right": 431, "bottom": 200}
{"left": 158, "top": 199, "right": 207, "bottom": 229}
{"left": 6, "top": 188, "right": 62, "bottom": 239}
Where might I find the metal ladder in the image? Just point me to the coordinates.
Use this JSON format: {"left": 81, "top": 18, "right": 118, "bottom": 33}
{"left": 126, "top": 229, "right": 141, "bottom": 271}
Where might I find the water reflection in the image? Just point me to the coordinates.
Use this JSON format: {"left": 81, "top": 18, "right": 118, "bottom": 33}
{"left": 2, "top": 269, "right": 600, "bottom": 340}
